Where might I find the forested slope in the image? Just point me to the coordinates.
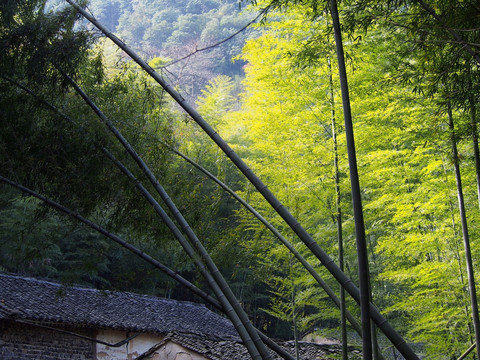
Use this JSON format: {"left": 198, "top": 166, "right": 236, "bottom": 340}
{"left": 87, "top": 0, "right": 254, "bottom": 100}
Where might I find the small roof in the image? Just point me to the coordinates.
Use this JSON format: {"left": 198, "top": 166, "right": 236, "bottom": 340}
{"left": 137, "top": 332, "right": 361, "bottom": 360}
{"left": 0, "top": 273, "right": 238, "bottom": 338}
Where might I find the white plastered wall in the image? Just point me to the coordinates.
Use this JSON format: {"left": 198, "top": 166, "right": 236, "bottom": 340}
{"left": 95, "top": 329, "right": 208, "bottom": 360}
{"left": 146, "top": 341, "right": 207, "bottom": 360}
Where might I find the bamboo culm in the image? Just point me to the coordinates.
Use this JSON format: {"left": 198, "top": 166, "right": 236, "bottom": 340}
{"left": 328, "top": 0, "right": 371, "bottom": 358}
{"left": 65, "top": 2, "right": 419, "bottom": 358}
{"left": 4, "top": 74, "right": 291, "bottom": 360}
{"left": 327, "top": 53, "right": 348, "bottom": 360}
{"left": 448, "top": 103, "right": 480, "bottom": 359}
{"left": 468, "top": 95, "right": 480, "bottom": 209}
{"left": 61, "top": 75, "right": 272, "bottom": 360}
{"left": 165, "top": 142, "right": 363, "bottom": 337}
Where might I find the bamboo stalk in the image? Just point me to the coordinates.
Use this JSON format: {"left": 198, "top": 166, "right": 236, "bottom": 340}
{"left": 468, "top": 93, "right": 480, "bottom": 209}
{"left": 327, "top": 52, "right": 349, "bottom": 360}
{"left": 61, "top": 74, "right": 271, "bottom": 360}
{"left": 64, "top": 2, "right": 419, "bottom": 358}
{"left": 3, "top": 74, "right": 292, "bottom": 360}
{"left": 0, "top": 175, "right": 293, "bottom": 360}
{"left": 328, "top": 1, "right": 371, "bottom": 358}
{"left": 457, "top": 342, "right": 476, "bottom": 360}
{"left": 448, "top": 102, "right": 480, "bottom": 359}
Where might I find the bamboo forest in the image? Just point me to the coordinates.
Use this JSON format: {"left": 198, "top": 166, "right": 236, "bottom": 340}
{"left": 2, "top": 0, "right": 480, "bottom": 359}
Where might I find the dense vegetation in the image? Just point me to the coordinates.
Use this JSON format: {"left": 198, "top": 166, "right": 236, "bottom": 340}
{"left": 87, "top": 0, "right": 255, "bottom": 100}
{"left": 1, "top": 0, "right": 480, "bottom": 358}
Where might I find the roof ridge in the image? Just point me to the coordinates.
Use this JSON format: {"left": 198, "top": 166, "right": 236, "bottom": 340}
{"left": 0, "top": 273, "right": 206, "bottom": 308}
{"left": 0, "top": 272, "right": 238, "bottom": 338}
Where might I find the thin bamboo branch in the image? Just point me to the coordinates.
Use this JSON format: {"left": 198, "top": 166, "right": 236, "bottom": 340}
{"left": 328, "top": 1, "right": 372, "bottom": 358}
{"left": 3, "top": 74, "right": 292, "bottom": 360}
{"left": 162, "top": 9, "right": 265, "bottom": 69}
{"left": 440, "top": 152, "right": 475, "bottom": 347}
{"left": 415, "top": 0, "right": 480, "bottom": 66}
{"left": 466, "top": 72, "right": 480, "bottom": 210}
{"left": 327, "top": 52, "right": 348, "bottom": 360}
{"left": 65, "top": 2, "right": 419, "bottom": 358}
{"left": 11, "top": 319, "right": 140, "bottom": 347}
{"left": 457, "top": 342, "right": 476, "bottom": 360}
{"left": 163, "top": 141, "right": 363, "bottom": 336}
{"left": 60, "top": 73, "right": 270, "bottom": 360}
{"left": 447, "top": 102, "right": 480, "bottom": 359}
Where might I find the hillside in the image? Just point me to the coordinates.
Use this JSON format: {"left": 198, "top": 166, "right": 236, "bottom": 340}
{"left": 88, "top": 0, "right": 256, "bottom": 99}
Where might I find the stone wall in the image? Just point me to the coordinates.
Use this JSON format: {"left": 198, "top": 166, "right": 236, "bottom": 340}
{"left": 0, "top": 320, "right": 95, "bottom": 360}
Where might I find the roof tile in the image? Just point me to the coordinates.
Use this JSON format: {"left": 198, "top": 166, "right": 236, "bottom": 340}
{"left": 0, "top": 273, "right": 237, "bottom": 338}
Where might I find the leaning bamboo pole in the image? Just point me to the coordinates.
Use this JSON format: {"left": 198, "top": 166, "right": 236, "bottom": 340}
{"left": 328, "top": 0, "right": 371, "bottom": 358}
{"left": 62, "top": 75, "right": 272, "bottom": 360}
{"left": 327, "top": 52, "right": 348, "bottom": 360}
{"left": 0, "top": 175, "right": 293, "bottom": 360}
{"left": 65, "top": 2, "right": 419, "bottom": 358}
{"left": 0, "top": 74, "right": 284, "bottom": 360}
{"left": 164, "top": 142, "right": 363, "bottom": 336}
{"left": 448, "top": 102, "right": 480, "bottom": 359}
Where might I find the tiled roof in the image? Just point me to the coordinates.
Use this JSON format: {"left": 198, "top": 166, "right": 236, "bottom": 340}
{"left": 147, "top": 332, "right": 250, "bottom": 360}
{"left": 137, "top": 332, "right": 362, "bottom": 360}
{"left": 0, "top": 274, "right": 362, "bottom": 360}
{"left": 0, "top": 273, "right": 238, "bottom": 338}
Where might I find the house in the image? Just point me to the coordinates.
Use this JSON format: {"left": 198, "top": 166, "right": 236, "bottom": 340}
{"left": 0, "top": 273, "right": 359, "bottom": 359}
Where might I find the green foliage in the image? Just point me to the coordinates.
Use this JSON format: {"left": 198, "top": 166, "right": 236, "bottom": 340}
{"left": 87, "top": 0, "right": 255, "bottom": 101}
{"left": 4, "top": 0, "right": 480, "bottom": 356}
{"left": 0, "top": 1, "right": 212, "bottom": 300}
{"left": 0, "top": 0, "right": 92, "bottom": 88}
{"left": 222, "top": 0, "right": 480, "bottom": 355}
{"left": 197, "top": 75, "right": 238, "bottom": 129}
